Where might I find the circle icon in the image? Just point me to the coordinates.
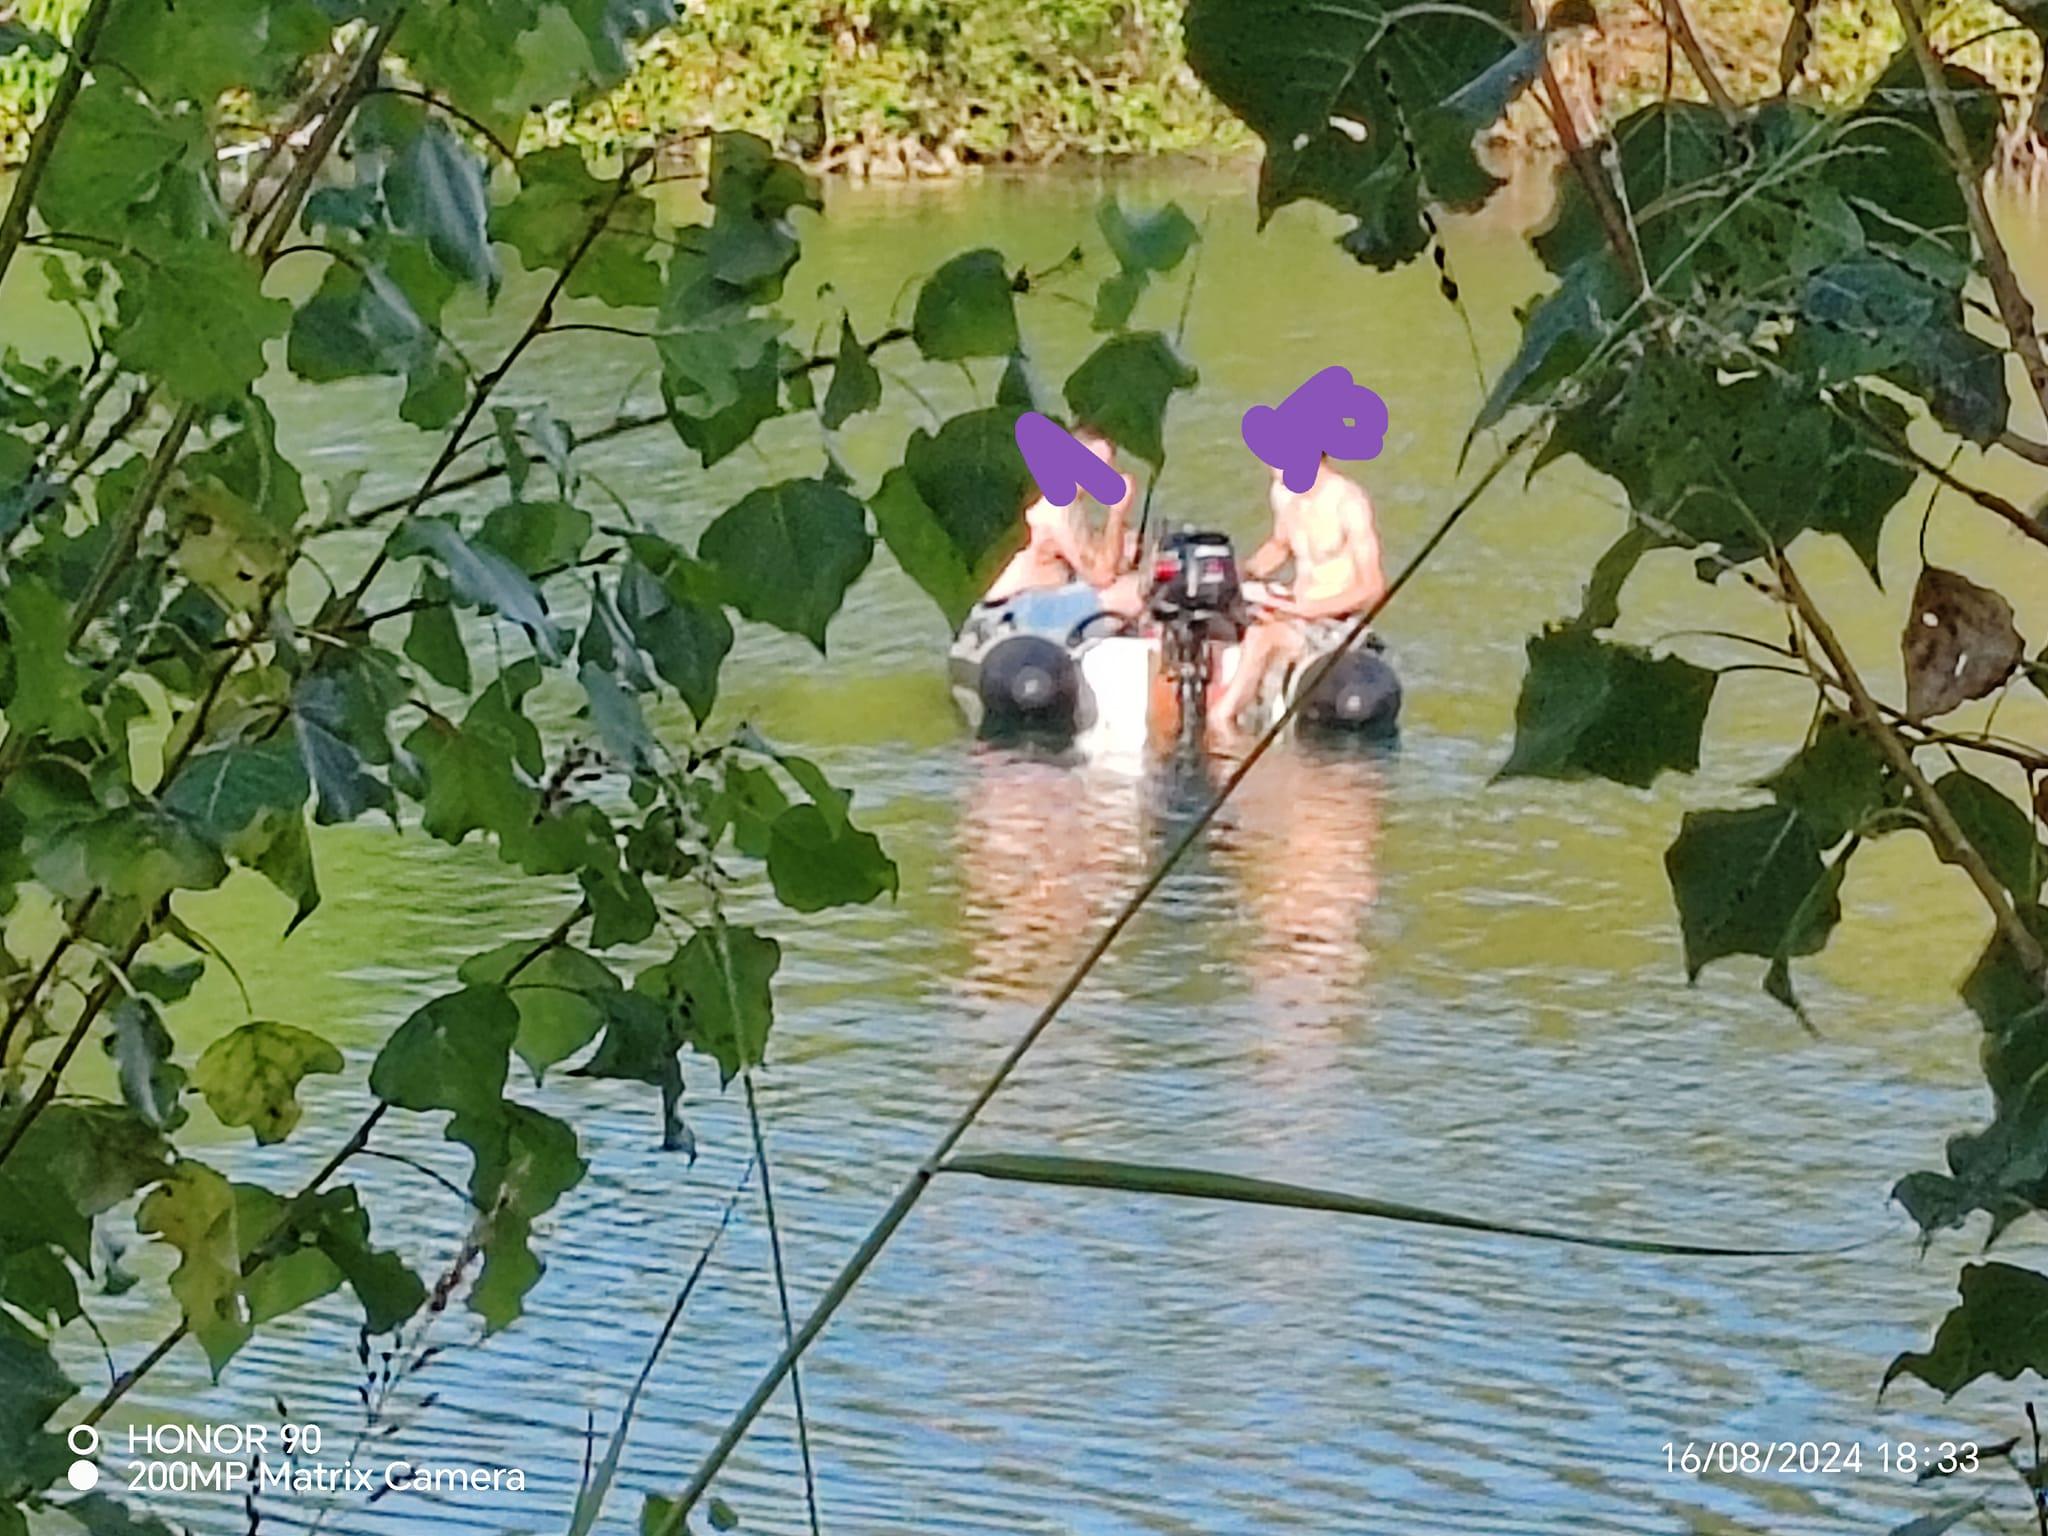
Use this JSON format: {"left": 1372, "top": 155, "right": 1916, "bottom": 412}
{"left": 67, "top": 1425, "right": 99, "bottom": 1457}
{"left": 67, "top": 1460, "right": 99, "bottom": 1491}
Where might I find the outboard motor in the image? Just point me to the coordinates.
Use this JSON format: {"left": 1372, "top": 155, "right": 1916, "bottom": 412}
{"left": 977, "top": 633, "right": 1081, "bottom": 735}
{"left": 1298, "top": 645, "right": 1402, "bottom": 736}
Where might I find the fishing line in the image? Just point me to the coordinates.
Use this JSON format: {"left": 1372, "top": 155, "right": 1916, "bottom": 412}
{"left": 651, "top": 421, "right": 1541, "bottom": 1531}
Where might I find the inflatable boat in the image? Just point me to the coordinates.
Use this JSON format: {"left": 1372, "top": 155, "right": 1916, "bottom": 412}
{"left": 948, "top": 530, "right": 1401, "bottom": 752}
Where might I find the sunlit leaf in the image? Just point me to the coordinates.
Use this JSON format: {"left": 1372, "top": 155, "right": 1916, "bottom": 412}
{"left": 137, "top": 1161, "right": 249, "bottom": 1374}
{"left": 193, "top": 1022, "right": 345, "bottom": 1144}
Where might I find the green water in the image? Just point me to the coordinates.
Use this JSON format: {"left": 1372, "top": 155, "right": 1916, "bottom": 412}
{"left": 45, "top": 166, "right": 2048, "bottom": 1535}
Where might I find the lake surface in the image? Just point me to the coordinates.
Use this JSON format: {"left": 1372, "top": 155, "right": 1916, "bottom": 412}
{"left": 50, "top": 166, "right": 2048, "bottom": 1536}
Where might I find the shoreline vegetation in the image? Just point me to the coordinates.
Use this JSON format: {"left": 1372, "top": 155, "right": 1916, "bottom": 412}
{"left": 0, "top": 0, "right": 2043, "bottom": 182}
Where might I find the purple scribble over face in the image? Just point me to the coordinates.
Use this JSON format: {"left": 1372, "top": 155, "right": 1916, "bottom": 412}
{"left": 1014, "top": 411, "right": 1129, "bottom": 507}
{"left": 1241, "top": 366, "right": 1389, "bottom": 492}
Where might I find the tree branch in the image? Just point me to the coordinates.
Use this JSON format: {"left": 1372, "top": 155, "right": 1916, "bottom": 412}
{"left": 331, "top": 146, "right": 655, "bottom": 619}
{"left": 1775, "top": 552, "right": 2046, "bottom": 979}
{"left": 0, "top": 0, "right": 115, "bottom": 290}
{"left": 1893, "top": 0, "right": 2048, "bottom": 430}
{"left": 1659, "top": 0, "right": 1741, "bottom": 122}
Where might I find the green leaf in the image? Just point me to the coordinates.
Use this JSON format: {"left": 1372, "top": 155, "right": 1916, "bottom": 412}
{"left": 1664, "top": 804, "right": 1839, "bottom": 982}
{"left": 103, "top": 995, "right": 187, "bottom": 1131}
{"left": 1927, "top": 769, "right": 2043, "bottom": 902}
{"left": 579, "top": 663, "right": 660, "bottom": 774}
{"left": 163, "top": 737, "right": 311, "bottom": 846}
{"left": 1098, "top": 199, "right": 1197, "bottom": 276}
{"left": 1186, "top": 0, "right": 1524, "bottom": 266}
{"left": 1477, "top": 256, "right": 1629, "bottom": 430}
{"left": 0, "top": 1104, "right": 169, "bottom": 1264}
{"left": 766, "top": 803, "right": 898, "bottom": 912}
{"left": 365, "top": 98, "right": 500, "bottom": 293}
{"left": 137, "top": 1161, "right": 249, "bottom": 1375}
{"left": 111, "top": 243, "right": 290, "bottom": 406}
{"left": 312, "top": 1202, "right": 425, "bottom": 1335}
{"left": 294, "top": 659, "right": 400, "bottom": 826}
{"left": 1498, "top": 628, "right": 1716, "bottom": 789}
{"left": 572, "top": 991, "right": 689, "bottom": 1150}
{"left": 1, "top": 576, "right": 95, "bottom": 741}
{"left": 99, "top": 0, "right": 329, "bottom": 103}
{"left": 0, "top": 22, "right": 56, "bottom": 58}
{"left": 1062, "top": 331, "right": 1197, "bottom": 469}
{"left": 641, "top": 923, "right": 780, "bottom": 1086}
{"left": 615, "top": 548, "right": 731, "bottom": 725}
{"left": 1091, "top": 200, "right": 1198, "bottom": 329}
{"left": 1547, "top": 347, "right": 1915, "bottom": 578}
{"left": 193, "top": 1022, "right": 345, "bottom": 1144}
{"left": 0, "top": 1311, "right": 73, "bottom": 1494}
{"left": 369, "top": 985, "right": 518, "bottom": 1121}
{"left": 493, "top": 145, "right": 660, "bottom": 308}
{"left": 403, "top": 0, "right": 674, "bottom": 142}
{"left": 459, "top": 940, "right": 619, "bottom": 1083}
{"left": 869, "top": 407, "right": 1032, "bottom": 629}
{"left": 697, "top": 479, "right": 873, "bottom": 651}
{"left": 1885, "top": 1261, "right": 2048, "bottom": 1397}
{"left": 912, "top": 248, "right": 1019, "bottom": 361}
{"left": 821, "top": 317, "right": 882, "bottom": 430}
{"left": 665, "top": 347, "right": 784, "bottom": 466}
{"left": 35, "top": 81, "right": 217, "bottom": 244}
{"left": 477, "top": 498, "right": 593, "bottom": 574}
{"left": 0, "top": 1245, "right": 80, "bottom": 1329}
{"left": 1761, "top": 713, "right": 1897, "bottom": 846}
{"left": 456, "top": 1103, "right": 586, "bottom": 1332}
{"left": 404, "top": 572, "right": 472, "bottom": 690}
{"left": 390, "top": 515, "right": 564, "bottom": 660}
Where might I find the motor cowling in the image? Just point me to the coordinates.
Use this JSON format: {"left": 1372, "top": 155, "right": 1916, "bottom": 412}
{"left": 978, "top": 634, "right": 1080, "bottom": 734}
{"left": 1298, "top": 648, "right": 1402, "bottom": 735}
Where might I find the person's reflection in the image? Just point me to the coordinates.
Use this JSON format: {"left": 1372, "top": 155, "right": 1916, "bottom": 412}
{"left": 1214, "top": 742, "right": 1385, "bottom": 1024}
{"left": 955, "top": 746, "right": 1147, "bottom": 1001}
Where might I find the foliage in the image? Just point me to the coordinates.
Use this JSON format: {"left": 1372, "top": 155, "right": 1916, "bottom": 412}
{"left": 1186, "top": 0, "right": 2048, "bottom": 1513}
{"left": 0, "top": 3, "right": 1203, "bottom": 1528}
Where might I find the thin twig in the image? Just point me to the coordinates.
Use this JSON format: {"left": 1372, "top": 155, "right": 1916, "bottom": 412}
{"left": 367, "top": 85, "right": 517, "bottom": 161}
{"left": 744, "top": 1073, "right": 823, "bottom": 1536}
{"left": 333, "top": 146, "right": 655, "bottom": 619}
{"left": 1660, "top": 0, "right": 1741, "bottom": 121}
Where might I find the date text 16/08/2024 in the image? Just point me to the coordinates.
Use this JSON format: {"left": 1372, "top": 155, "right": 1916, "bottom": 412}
{"left": 1665, "top": 1441, "right": 1983, "bottom": 1478}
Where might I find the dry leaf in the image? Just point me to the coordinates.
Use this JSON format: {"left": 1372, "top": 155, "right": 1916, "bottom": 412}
{"left": 1902, "top": 566, "right": 2024, "bottom": 720}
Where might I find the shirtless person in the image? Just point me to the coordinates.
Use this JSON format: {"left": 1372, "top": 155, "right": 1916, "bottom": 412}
{"left": 1207, "top": 454, "right": 1387, "bottom": 737}
{"left": 982, "top": 426, "right": 1139, "bottom": 605}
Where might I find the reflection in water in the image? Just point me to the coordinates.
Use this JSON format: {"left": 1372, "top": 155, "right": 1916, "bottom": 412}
{"left": 955, "top": 739, "right": 1385, "bottom": 1030}
{"left": 953, "top": 744, "right": 1150, "bottom": 1000}
{"left": 1216, "top": 743, "right": 1385, "bottom": 1026}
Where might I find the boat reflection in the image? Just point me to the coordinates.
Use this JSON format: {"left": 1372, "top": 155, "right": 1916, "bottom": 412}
{"left": 954, "top": 738, "right": 1386, "bottom": 1015}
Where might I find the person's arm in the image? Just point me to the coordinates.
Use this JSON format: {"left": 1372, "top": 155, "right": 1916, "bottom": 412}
{"left": 1289, "top": 490, "right": 1386, "bottom": 618}
{"left": 1096, "top": 474, "right": 1135, "bottom": 578}
{"left": 1042, "top": 507, "right": 1106, "bottom": 585}
{"left": 1241, "top": 526, "right": 1291, "bottom": 581}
